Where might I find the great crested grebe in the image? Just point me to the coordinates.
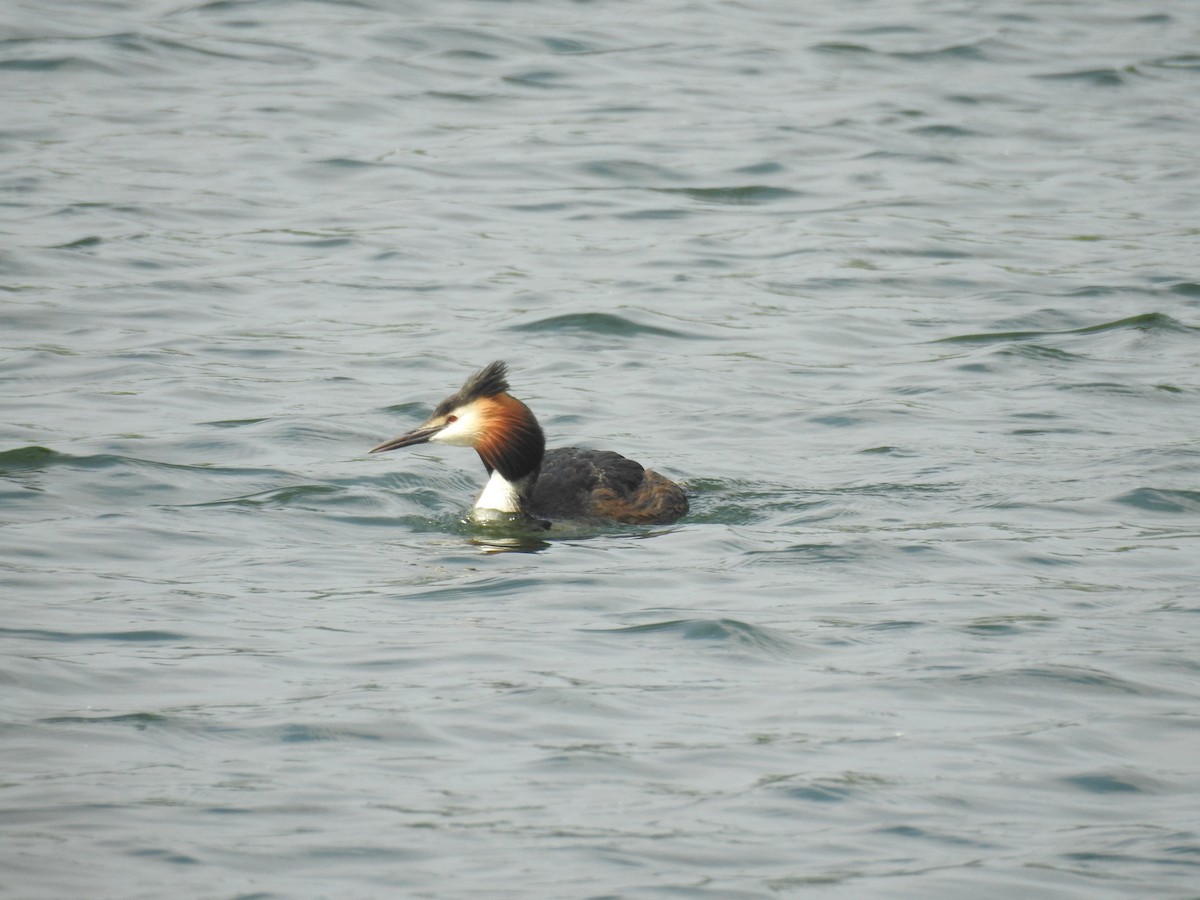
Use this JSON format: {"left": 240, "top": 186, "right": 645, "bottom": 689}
{"left": 369, "top": 361, "right": 688, "bottom": 525}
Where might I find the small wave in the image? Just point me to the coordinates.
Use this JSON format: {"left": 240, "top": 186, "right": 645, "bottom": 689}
{"left": 0, "top": 55, "right": 118, "bottom": 74}
{"left": 1035, "top": 67, "right": 1133, "bottom": 87}
{"left": 684, "top": 480, "right": 832, "bottom": 527}
{"left": 958, "top": 665, "right": 1153, "bottom": 696}
{"left": 41, "top": 712, "right": 170, "bottom": 729}
{"left": 507, "top": 311, "right": 688, "bottom": 338}
{"left": 890, "top": 42, "right": 992, "bottom": 63}
{"left": 934, "top": 312, "right": 1191, "bottom": 345}
{"left": 1112, "top": 488, "right": 1200, "bottom": 514}
{"left": 0, "top": 445, "right": 280, "bottom": 480}
{"left": 907, "top": 124, "right": 981, "bottom": 138}
{"left": 769, "top": 771, "right": 892, "bottom": 804}
{"left": 196, "top": 484, "right": 344, "bottom": 509}
{"left": 199, "top": 417, "right": 271, "bottom": 428}
{"left": 51, "top": 235, "right": 104, "bottom": 250}
{"left": 1061, "top": 771, "right": 1162, "bottom": 795}
{"left": 0, "top": 445, "right": 60, "bottom": 473}
{"left": 313, "top": 157, "right": 386, "bottom": 170}
{"left": 0, "top": 627, "right": 188, "bottom": 643}
{"left": 580, "top": 159, "right": 686, "bottom": 183}
{"left": 1001, "top": 344, "right": 1084, "bottom": 362}
{"left": 745, "top": 542, "right": 863, "bottom": 565}
{"left": 649, "top": 185, "right": 802, "bottom": 206}
{"left": 501, "top": 68, "right": 570, "bottom": 90}
{"left": 810, "top": 42, "right": 873, "bottom": 56}
{"left": 1148, "top": 55, "right": 1200, "bottom": 71}
{"left": 960, "top": 615, "right": 1057, "bottom": 636}
{"left": 588, "top": 618, "right": 804, "bottom": 657}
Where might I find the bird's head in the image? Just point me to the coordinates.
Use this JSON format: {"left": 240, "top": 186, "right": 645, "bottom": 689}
{"left": 370, "top": 361, "right": 545, "bottom": 480}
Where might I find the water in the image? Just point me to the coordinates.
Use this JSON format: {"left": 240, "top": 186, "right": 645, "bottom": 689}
{"left": 3, "top": 0, "right": 1199, "bottom": 896}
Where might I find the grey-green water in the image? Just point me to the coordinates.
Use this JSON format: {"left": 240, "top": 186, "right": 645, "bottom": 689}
{"left": 3, "top": 1, "right": 1199, "bottom": 897}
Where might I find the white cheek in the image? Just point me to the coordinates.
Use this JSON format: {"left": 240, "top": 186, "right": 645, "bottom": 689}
{"left": 430, "top": 407, "right": 481, "bottom": 447}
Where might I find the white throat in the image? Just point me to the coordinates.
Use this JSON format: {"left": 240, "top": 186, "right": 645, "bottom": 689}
{"left": 474, "top": 469, "right": 525, "bottom": 515}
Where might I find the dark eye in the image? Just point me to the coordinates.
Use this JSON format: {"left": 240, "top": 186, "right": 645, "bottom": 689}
{"left": 446, "top": 415, "right": 458, "bottom": 423}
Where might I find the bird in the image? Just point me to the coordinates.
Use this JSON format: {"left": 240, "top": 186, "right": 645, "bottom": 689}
{"left": 369, "top": 361, "right": 688, "bottom": 525}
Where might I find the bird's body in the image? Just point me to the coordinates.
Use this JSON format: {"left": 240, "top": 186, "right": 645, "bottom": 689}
{"left": 369, "top": 362, "right": 688, "bottom": 525}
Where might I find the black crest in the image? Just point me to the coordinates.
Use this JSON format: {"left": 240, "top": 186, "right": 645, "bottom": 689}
{"left": 435, "top": 361, "right": 510, "bottom": 415}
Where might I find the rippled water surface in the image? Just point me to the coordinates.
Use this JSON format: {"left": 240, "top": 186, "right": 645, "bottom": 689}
{"left": 4, "top": 1, "right": 1200, "bottom": 897}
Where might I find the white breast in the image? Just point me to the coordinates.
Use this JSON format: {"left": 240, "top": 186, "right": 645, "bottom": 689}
{"left": 474, "top": 469, "right": 523, "bottom": 514}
